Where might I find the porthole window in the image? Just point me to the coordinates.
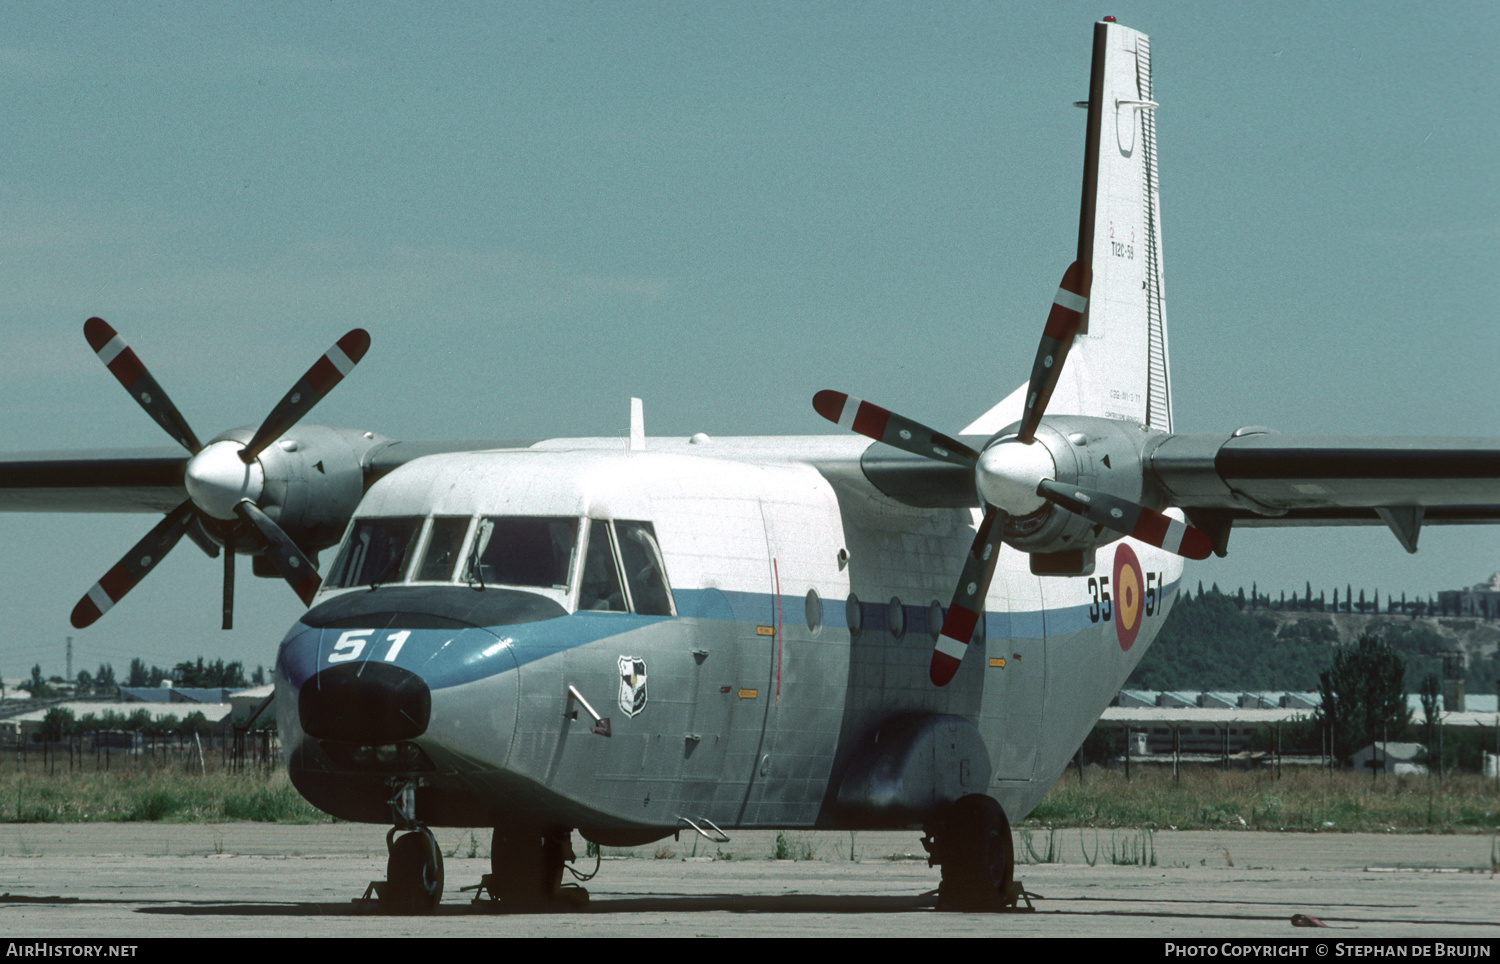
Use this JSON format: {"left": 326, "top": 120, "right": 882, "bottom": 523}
{"left": 888, "top": 597, "right": 905, "bottom": 639}
{"left": 805, "top": 589, "right": 822, "bottom": 633}
{"left": 846, "top": 593, "right": 862, "bottom": 639}
{"left": 928, "top": 600, "right": 944, "bottom": 641}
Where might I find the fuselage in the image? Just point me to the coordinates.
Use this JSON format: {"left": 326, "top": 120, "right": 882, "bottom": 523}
{"left": 274, "top": 435, "right": 1181, "bottom": 840}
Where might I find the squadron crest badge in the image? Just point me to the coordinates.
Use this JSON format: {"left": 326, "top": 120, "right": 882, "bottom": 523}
{"left": 618, "top": 656, "right": 648, "bottom": 718}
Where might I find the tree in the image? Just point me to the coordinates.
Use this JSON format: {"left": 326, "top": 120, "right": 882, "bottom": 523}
{"left": 40, "top": 707, "right": 75, "bottom": 742}
{"left": 127, "top": 658, "right": 149, "bottom": 688}
{"left": 1419, "top": 673, "right": 1441, "bottom": 765}
{"left": 1318, "top": 633, "right": 1410, "bottom": 765}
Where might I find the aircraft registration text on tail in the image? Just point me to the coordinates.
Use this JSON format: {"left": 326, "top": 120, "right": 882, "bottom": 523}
{"left": 2, "top": 19, "right": 1496, "bottom": 914}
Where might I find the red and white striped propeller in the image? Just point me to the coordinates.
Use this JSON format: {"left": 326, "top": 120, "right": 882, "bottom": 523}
{"left": 70, "top": 319, "right": 369, "bottom": 629}
{"left": 813, "top": 260, "right": 1210, "bottom": 686}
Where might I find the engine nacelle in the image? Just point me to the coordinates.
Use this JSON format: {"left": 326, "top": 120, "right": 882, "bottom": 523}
{"left": 980, "top": 416, "right": 1170, "bottom": 569}
{"left": 203, "top": 424, "right": 387, "bottom": 556}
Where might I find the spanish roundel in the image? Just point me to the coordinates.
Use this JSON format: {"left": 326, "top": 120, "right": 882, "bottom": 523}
{"left": 1113, "top": 543, "right": 1144, "bottom": 651}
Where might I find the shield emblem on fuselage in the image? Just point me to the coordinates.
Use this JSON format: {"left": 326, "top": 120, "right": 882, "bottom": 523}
{"left": 618, "top": 655, "right": 647, "bottom": 718}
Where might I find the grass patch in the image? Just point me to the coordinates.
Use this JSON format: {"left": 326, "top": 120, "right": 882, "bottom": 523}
{"left": 1029, "top": 768, "right": 1500, "bottom": 833}
{"left": 0, "top": 768, "right": 328, "bottom": 823}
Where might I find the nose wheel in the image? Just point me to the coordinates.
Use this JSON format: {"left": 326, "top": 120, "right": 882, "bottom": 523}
{"left": 382, "top": 828, "right": 445, "bottom": 915}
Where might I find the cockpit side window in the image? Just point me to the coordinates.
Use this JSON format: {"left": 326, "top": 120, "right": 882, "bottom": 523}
{"left": 577, "top": 520, "right": 627, "bottom": 612}
{"left": 615, "top": 520, "right": 675, "bottom": 616}
{"left": 461, "top": 516, "right": 577, "bottom": 590}
{"left": 415, "top": 516, "right": 471, "bottom": 582}
{"left": 326, "top": 516, "right": 424, "bottom": 589}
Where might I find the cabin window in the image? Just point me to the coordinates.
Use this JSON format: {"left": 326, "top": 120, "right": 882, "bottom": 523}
{"left": 326, "top": 516, "right": 424, "bottom": 589}
{"left": 805, "top": 589, "right": 822, "bottom": 633}
{"left": 615, "top": 520, "right": 675, "bottom": 616}
{"left": 462, "top": 516, "right": 577, "bottom": 590}
{"left": 888, "top": 597, "right": 905, "bottom": 639}
{"left": 414, "top": 517, "right": 471, "bottom": 582}
{"left": 578, "top": 520, "right": 627, "bottom": 612}
{"left": 846, "top": 594, "right": 862, "bottom": 639}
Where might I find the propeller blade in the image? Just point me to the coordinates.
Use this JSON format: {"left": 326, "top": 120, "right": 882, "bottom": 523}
{"left": 233, "top": 500, "right": 322, "bottom": 606}
{"left": 1017, "top": 261, "right": 1091, "bottom": 443}
{"left": 70, "top": 500, "right": 196, "bottom": 628}
{"left": 932, "top": 506, "right": 1007, "bottom": 687}
{"left": 1036, "top": 480, "right": 1213, "bottom": 560}
{"left": 222, "top": 529, "right": 235, "bottom": 631}
{"left": 83, "top": 317, "right": 202, "bottom": 454}
{"left": 812, "top": 391, "right": 979, "bottom": 467}
{"left": 240, "top": 329, "right": 370, "bottom": 463}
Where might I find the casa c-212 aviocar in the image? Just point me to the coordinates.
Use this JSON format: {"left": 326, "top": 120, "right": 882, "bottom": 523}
{"left": 3, "top": 19, "right": 1497, "bottom": 914}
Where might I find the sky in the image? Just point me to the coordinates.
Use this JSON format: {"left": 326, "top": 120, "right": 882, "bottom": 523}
{"left": 1, "top": 2, "right": 1496, "bottom": 679}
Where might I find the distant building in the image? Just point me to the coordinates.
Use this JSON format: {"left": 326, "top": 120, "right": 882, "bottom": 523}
{"left": 1438, "top": 572, "right": 1500, "bottom": 619}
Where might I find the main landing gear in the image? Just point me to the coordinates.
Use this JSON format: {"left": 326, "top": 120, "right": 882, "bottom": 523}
{"left": 472, "top": 826, "right": 590, "bottom": 910}
{"left": 924, "top": 794, "right": 1022, "bottom": 912}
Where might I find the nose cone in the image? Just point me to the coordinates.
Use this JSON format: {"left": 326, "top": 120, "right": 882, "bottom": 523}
{"left": 299, "top": 661, "right": 431, "bottom": 743}
{"left": 975, "top": 436, "right": 1055, "bottom": 515}
{"left": 184, "top": 439, "right": 264, "bottom": 519}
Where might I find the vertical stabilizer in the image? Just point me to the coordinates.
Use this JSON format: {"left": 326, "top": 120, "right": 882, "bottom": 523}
{"left": 1075, "top": 20, "right": 1172, "bottom": 431}
{"left": 965, "top": 21, "right": 1171, "bottom": 436}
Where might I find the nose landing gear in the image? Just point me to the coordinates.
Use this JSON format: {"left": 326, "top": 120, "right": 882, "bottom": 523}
{"left": 366, "top": 780, "right": 445, "bottom": 915}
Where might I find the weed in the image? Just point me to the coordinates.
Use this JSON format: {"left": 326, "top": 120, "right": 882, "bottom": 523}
{"left": 1018, "top": 828, "right": 1060, "bottom": 864}
{"left": 772, "top": 831, "right": 816, "bottom": 860}
{"left": 1080, "top": 829, "right": 1099, "bottom": 867}
{"left": 654, "top": 844, "right": 675, "bottom": 859}
{"left": 1108, "top": 829, "right": 1155, "bottom": 866}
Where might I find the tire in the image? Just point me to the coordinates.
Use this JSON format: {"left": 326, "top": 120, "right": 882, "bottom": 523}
{"left": 938, "top": 794, "right": 1014, "bottom": 912}
{"left": 383, "top": 831, "right": 444, "bottom": 915}
{"left": 491, "top": 826, "right": 566, "bottom": 905}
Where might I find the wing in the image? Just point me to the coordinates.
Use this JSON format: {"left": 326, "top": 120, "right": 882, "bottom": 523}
{"left": 0, "top": 448, "right": 188, "bottom": 513}
{"left": 1149, "top": 433, "right": 1500, "bottom": 554}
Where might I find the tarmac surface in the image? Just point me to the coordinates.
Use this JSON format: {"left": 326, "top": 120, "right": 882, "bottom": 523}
{"left": 0, "top": 824, "right": 1493, "bottom": 938}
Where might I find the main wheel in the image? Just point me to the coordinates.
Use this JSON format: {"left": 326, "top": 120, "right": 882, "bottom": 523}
{"left": 491, "top": 826, "right": 568, "bottom": 906}
{"left": 938, "top": 794, "right": 1014, "bottom": 912}
{"left": 383, "top": 831, "right": 444, "bottom": 915}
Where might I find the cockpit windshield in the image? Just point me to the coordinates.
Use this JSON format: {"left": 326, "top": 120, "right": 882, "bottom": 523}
{"left": 325, "top": 516, "right": 423, "bottom": 589}
{"left": 462, "top": 516, "right": 578, "bottom": 590}
{"left": 321, "top": 515, "right": 672, "bottom": 614}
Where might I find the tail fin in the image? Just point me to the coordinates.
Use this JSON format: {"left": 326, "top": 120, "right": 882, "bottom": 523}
{"left": 965, "top": 20, "right": 1172, "bottom": 435}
